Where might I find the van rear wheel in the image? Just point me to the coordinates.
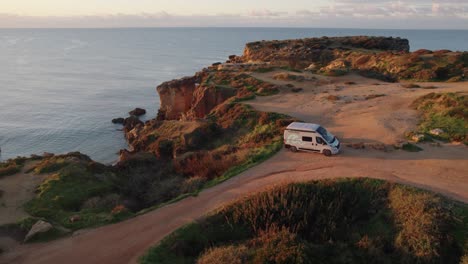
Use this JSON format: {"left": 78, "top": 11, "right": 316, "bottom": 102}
{"left": 323, "top": 150, "right": 332, "bottom": 157}
{"left": 290, "top": 146, "right": 298, "bottom": 153}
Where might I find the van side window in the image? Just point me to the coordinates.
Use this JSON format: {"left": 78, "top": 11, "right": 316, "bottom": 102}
{"left": 302, "top": 136, "right": 313, "bottom": 142}
{"left": 316, "top": 137, "right": 325, "bottom": 145}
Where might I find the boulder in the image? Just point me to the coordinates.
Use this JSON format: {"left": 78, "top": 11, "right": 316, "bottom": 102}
{"left": 112, "top": 117, "right": 125, "bottom": 124}
{"left": 69, "top": 215, "right": 81, "bottom": 223}
{"left": 430, "top": 128, "right": 444, "bottom": 136}
{"left": 129, "top": 108, "right": 146, "bottom": 117}
{"left": 123, "top": 116, "right": 143, "bottom": 131}
{"left": 411, "top": 134, "right": 426, "bottom": 142}
{"left": 24, "top": 220, "right": 53, "bottom": 242}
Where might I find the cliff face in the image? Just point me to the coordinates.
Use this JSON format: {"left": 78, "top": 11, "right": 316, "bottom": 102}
{"left": 156, "top": 70, "right": 278, "bottom": 121}
{"left": 156, "top": 76, "right": 201, "bottom": 120}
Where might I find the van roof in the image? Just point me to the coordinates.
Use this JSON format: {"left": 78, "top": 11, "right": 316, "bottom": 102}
{"left": 286, "top": 122, "right": 320, "bottom": 132}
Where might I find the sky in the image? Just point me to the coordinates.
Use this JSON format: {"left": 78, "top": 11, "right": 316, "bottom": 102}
{"left": 0, "top": 0, "right": 467, "bottom": 29}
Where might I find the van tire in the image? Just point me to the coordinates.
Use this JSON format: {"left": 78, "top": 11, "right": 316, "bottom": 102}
{"left": 290, "top": 146, "right": 298, "bottom": 153}
{"left": 323, "top": 150, "right": 332, "bottom": 157}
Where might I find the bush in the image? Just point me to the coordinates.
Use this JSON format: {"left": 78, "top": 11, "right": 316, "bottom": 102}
{"left": 412, "top": 93, "right": 467, "bottom": 143}
{"left": 24, "top": 163, "right": 115, "bottom": 229}
{"left": 249, "top": 227, "right": 305, "bottom": 264}
{"left": 140, "top": 179, "right": 467, "bottom": 264}
{"left": 402, "top": 143, "right": 423, "bottom": 152}
{"left": 180, "top": 177, "right": 207, "bottom": 194}
{"left": 402, "top": 83, "right": 421, "bottom": 88}
{"left": 0, "top": 157, "right": 27, "bottom": 177}
{"left": 0, "top": 163, "right": 20, "bottom": 177}
{"left": 390, "top": 187, "right": 458, "bottom": 263}
{"left": 197, "top": 245, "right": 250, "bottom": 264}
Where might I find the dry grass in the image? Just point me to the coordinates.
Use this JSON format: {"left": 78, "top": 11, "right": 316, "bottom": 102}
{"left": 140, "top": 178, "right": 467, "bottom": 264}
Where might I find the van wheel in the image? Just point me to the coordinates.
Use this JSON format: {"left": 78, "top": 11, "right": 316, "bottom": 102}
{"left": 323, "top": 150, "right": 332, "bottom": 157}
{"left": 290, "top": 147, "right": 298, "bottom": 153}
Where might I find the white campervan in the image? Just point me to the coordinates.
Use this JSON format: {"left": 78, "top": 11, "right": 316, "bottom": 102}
{"left": 284, "top": 122, "right": 341, "bottom": 156}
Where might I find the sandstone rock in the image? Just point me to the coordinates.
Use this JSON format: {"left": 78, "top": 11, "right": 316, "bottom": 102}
{"left": 129, "top": 108, "right": 146, "bottom": 117}
{"left": 157, "top": 75, "right": 201, "bottom": 120}
{"left": 305, "top": 63, "right": 318, "bottom": 71}
{"left": 69, "top": 215, "right": 81, "bottom": 223}
{"left": 24, "top": 220, "right": 53, "bottom": 242}
{"left": 411, "top": 134, "right": 426, "bottom": 142}
{"left": 430, "top": 128, "right": 444, "bottom": 136}
{"left": 112, "top": 117, "right": 125, "bottom": 124}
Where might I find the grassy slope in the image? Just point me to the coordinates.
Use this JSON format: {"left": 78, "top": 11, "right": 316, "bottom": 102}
{"left": 140, "top": 178, "right": 468, "bottom": 264}
{"left": 411, "top": 92, "right": 468, "bottom": 144}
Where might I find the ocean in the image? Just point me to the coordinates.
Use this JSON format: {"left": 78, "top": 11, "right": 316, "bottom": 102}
{"left": 1, "top": 28, "right": 467, "bottom": 164}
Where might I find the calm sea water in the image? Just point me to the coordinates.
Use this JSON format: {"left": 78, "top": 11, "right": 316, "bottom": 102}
{"left": 1, "top": 28, "right": 467, "bottom": 164}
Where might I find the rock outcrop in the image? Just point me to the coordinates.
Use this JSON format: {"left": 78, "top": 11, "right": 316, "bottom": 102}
{"left": 129, "top": 108, "right": 146, "bottom": 117}
{"left": 239, "top": 36, "right": 466, "bottom": 82}
{"left": 242, "top": 36, "right": 409, "bottom": 65}
{"left": 157, "top": 75, "right": 201, "bottom": 120}
{"left": 156, "top": 70, "right": 277, "bottom": 121}
{"left": 24, "top": 220, "right": 53, "bottom": 242}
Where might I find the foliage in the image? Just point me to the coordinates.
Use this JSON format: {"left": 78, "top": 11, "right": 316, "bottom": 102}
{"left": 24, "top": 159, "right": 124, "bottom": 230}
{"left": 402, "top": 143, "right": 423, "bottom": 152}
{"left": 0, "top": 157, "right": 27, "bottom": 177}
{"left": 140, "top": 178, "right": 467, "bottom": 264}
{"left": 412, "top": 93, "right": 468, "bottom": 143}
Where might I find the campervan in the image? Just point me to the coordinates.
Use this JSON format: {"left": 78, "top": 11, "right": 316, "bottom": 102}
{"left": 284, "top": 122, "right": 340, "bottom": 156}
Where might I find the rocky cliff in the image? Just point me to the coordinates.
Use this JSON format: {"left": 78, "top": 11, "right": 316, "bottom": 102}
{"left": 156, "top": 36, "right": 466, "bottom": 122}
{"left": 156, "top": 75, "right": 201, "bottom": 120}
{"left": 241, "top": 36, "right": 410, "bottom": 64}
{"left": 156, "top": 69, "right": 279, "bottom": 121}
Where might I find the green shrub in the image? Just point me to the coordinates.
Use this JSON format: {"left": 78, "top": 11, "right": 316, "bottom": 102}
{"left": 24, "top": 163, "right": 115, "bottom": 229}
{"left": 0, "top": 157, "right": 27, "bottom": 177}
{"left": 0, "top": 163, "right": 20, "bottom": 177}
{"left": 402, "top": 143, "right": 423, "bottom": 152}
{"left": 412, "top": 93, "right": 467, "bottom": 143}
{"left": 197, "top": 245, "right": 251, "bottom": 264}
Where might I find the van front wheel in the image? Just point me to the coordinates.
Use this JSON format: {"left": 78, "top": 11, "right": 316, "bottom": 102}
{"left": 323, "top": 150, "right": 332, "bottom": 157}
{"left": 290, "top": 146, "right": 298, "bottom": 153}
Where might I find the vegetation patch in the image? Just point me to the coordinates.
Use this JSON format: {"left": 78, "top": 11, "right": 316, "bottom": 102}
{"left": 120, "top": 104, "right": 294, "bottom": 212}
{"left": 140, "top": 178, "right": 468, "bottom": 264}
{"left": 412, "top": 93, "right": 467, "bottom": 143}
{"left": 402, "top": 83, "right": 421, "bottom": 88}
{"left": 0, "top": 157, "right": 29, "bottom": 177}
{"left": 401, "top": 143, "right": 423, "bottom": 152}
{"left": 365, "top": 94, "right": 386, "bottom": 100}
{"left": 23, "top": 153, "right": 128, "bottom": 232}
{"left": 273, "top": 72, "right": 305, "bottom": 82}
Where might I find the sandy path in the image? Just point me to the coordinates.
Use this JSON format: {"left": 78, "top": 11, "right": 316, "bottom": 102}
{"left": 0, "top": 161, "right": 45, "bottom": 225}
{"left": 2, "top": 75, "right": 467, "bottom": 264}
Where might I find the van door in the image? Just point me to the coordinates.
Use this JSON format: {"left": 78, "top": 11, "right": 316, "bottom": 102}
{"left": 315, "top": 136, "right": 329, "bottom": 153}
{"left": 300, "top": 135, "right": 320, "bottom": 152}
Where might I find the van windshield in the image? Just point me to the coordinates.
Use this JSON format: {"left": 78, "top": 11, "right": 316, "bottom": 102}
{"left": 317, "top": 126, "right": 335, "bottom": 143}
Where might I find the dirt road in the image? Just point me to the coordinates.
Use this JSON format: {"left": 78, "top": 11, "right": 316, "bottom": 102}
{"left": 2, "top": 75, "right": 467, "bottom": 264}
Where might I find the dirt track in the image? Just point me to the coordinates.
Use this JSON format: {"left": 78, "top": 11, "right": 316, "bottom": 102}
{"left": 2, "top": 75, "right": 467, "bottom": 264}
